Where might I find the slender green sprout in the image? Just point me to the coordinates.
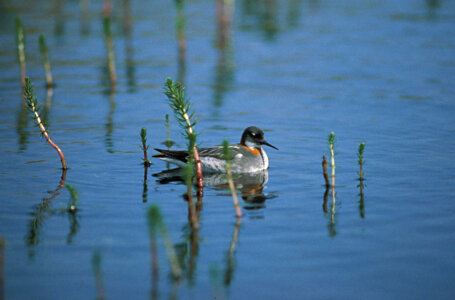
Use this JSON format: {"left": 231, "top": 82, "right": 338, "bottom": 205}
{"left": 147, "top": 205, "right": 182, "bottom": 280}
{"left": 164, "top": 78, "right": 203, "bottom": 191}
{"left": 357, "top": 142, "right": 365, "bottom": 181}
{"left": 39, "top": 34, "right": 54, "bottom": 87}
{"left": 103, "top": 16, "right": 117, "bottom": 88}
{"left": 140, "top": 128, "right": 151, "bottom": 167}
{"left": 163, "top": 114, "right": 174, "bottom": 148}
{"left": 15, "top": 16, "right": 26, "bottom": 88}
{"left": 328, "top": 132, "right": 335, "bottom": 187}
{"left": 222, "top": 140, "right": 242, "bottom": 218}
{"left": 92, "top": 250, "right": 106, "bottom": 300}
{"left": 24, "top": 77, "right": 67, "bottom": 170}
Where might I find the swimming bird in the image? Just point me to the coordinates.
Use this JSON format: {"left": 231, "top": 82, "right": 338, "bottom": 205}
{"left": 153, "top": 126, "right": 278, "bottom": 173}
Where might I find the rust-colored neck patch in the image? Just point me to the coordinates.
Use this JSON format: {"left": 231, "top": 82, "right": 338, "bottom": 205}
{"left": 241, "top": 145, "right": 261, "bottom": 156}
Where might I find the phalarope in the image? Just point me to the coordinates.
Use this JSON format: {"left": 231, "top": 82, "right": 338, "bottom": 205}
{"left": 153, "top": 126, "right": 278, "bottom": 173}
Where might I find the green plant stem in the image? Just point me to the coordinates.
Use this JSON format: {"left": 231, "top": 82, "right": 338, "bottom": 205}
{"left": 15, "top": 16, "right": 26, "bottom": 88}
{"left": 39, "top": 34, "right": 53, "bottom": 87}
{"left": 24, "top": 77, "right": 67, "bottom": 170}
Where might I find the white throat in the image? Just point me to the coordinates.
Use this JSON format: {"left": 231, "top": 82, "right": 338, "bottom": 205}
{"left": 244, "top": 140, "right": 260, "bottom": 149}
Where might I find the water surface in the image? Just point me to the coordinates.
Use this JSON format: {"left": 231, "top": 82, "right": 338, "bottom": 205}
{"left": 1, "top": 0, "right": 455, "bottom": 299}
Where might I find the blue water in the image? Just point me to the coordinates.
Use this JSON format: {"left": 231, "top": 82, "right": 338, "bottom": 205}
{"left": 1, "top": 0, "right": 455, "bottom": 299}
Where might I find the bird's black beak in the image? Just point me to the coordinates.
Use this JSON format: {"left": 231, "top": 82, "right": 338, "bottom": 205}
{"left": 261, "top": 140, "right": 279, "bottom": 150}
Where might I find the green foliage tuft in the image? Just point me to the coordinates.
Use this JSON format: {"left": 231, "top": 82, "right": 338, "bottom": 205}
{"left": 328, "top": 132, "right": 335, "bottom": 147}
{"left": 163, "top": 78, "right": 197, "bottom": 140}
{"left": 358, "top": 142, "right": 365, "bottom": 160}
{"left": 24, "top": 77, "right": 37, "bottom": 110}
{"left": 140, "top": 128, "right": 147, "bottom": 146}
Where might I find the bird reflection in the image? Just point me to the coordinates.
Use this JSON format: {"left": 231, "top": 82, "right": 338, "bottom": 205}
{"left": 153, "top": 168, "right": 273, "bottom": 209}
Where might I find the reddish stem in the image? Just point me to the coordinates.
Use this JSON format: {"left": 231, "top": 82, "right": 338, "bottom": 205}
{"left": 192, "top": 147, "right": 204, "bottom": 192}
{"left": 322, "top": 156, "right": 329, "bottom": 187}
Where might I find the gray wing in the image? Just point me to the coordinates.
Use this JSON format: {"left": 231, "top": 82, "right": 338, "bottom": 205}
{"left": 199, "top": 145, "right": 239, "bottom": 161}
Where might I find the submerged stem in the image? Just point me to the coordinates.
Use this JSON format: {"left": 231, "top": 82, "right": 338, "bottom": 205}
{"left": 223, "top": 140, "right": 242, "bottom": 218}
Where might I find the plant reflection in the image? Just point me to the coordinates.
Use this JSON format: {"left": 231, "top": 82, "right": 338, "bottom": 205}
{"left": 213, "top": 0, "right": 235, "bottom": 110}
{"left": 25, "top": 169, "right": 67, "bottom": 257}
{"left": 53, "top": 0, "right": 66, "bottom": 36}
{"left": 358, "top": 181, "right": 365, "bottom": 219}
{"left": 426, "top": 0, "right": 440, "bottom": 19}
{"left": 224, "top": 217, "right": 241, "bottom": 286}
{"left": 65, "top": 183, "right": 80, "bottom": 244}
{"left": 124, "top": 0, "right": 136, "bottom": 93}
{"left": 80, "top": 0, "right": 91, "bottom": 35}
{"left": 175, "top": 224, "right": 200, "bottom": 286}
{"left": 104, "top": 88, "right": 116, "bottom": 153}
{"left": 26, "top": 173, "right": 82, "bottom": 257}
{"left": 143, "top": 164, "right": 149, "bottom": 203}
{"left": 41, "top": 87, "right": 54, "bottom": 127}
{"left": 16, "top": 103, "right": 29, "bottom": 152}
{"left": 240, "top": 0, "right": 279, "bottom": 40}
{"left": 322, "top": 185, "right": 337, "bottom": 237}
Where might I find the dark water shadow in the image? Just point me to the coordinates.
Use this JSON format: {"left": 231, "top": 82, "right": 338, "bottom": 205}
{"left": 322, "top": 186, "right": 337, "bottom": 237}
{"left": 104, "top": 88, "right": 116, "bottom": 154}
{"left": 358, "top": 180, "right": 366, "bottom": 219}
{"left": 153, "top": 168, "right": 274, "bottom": 211}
